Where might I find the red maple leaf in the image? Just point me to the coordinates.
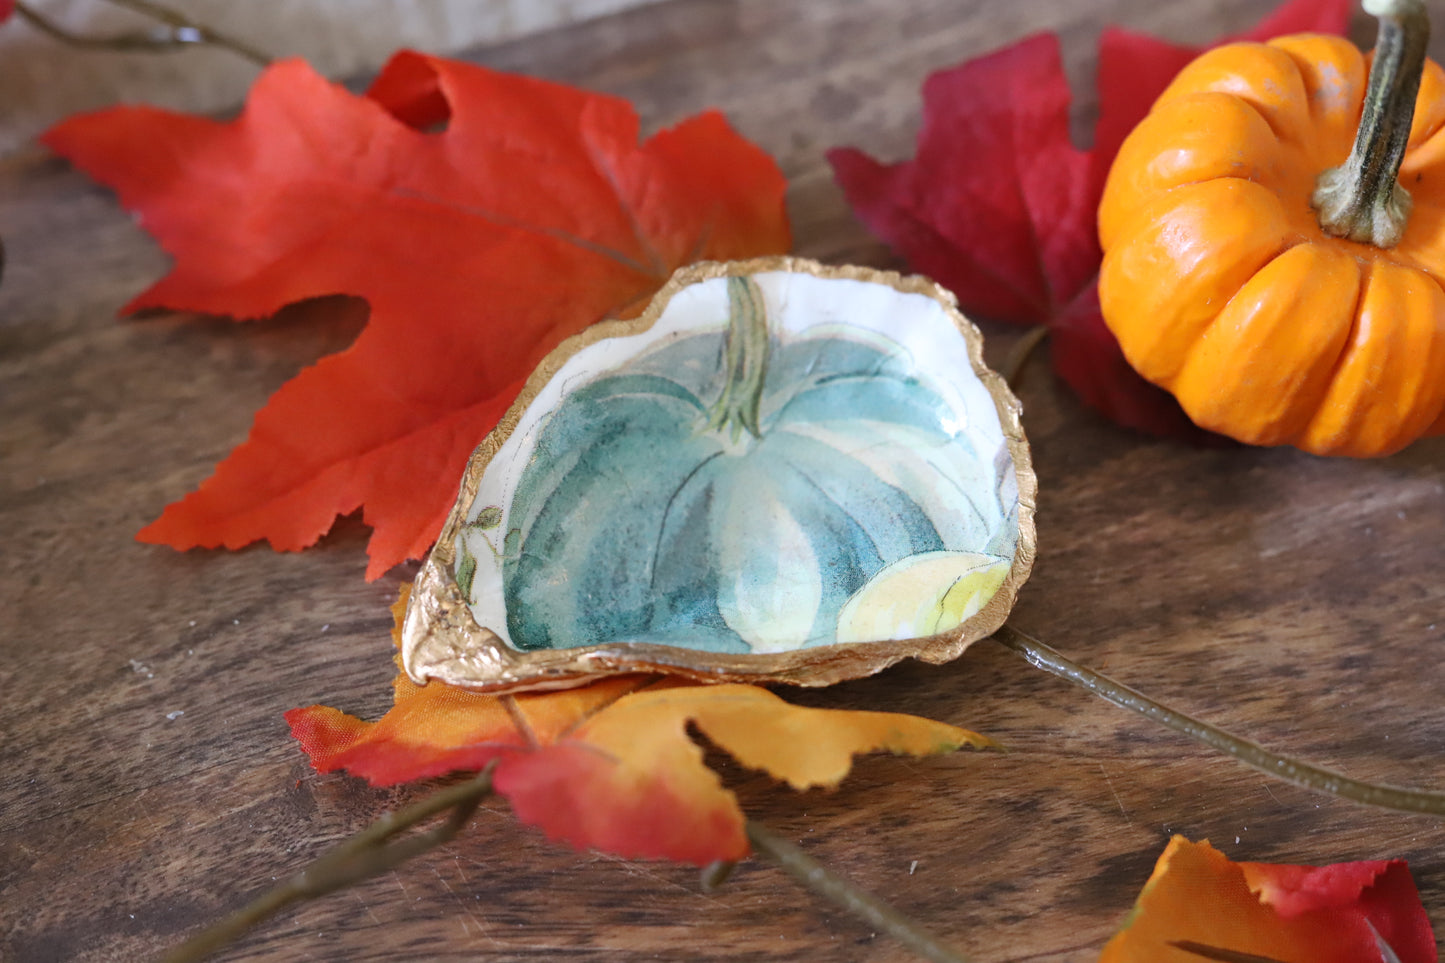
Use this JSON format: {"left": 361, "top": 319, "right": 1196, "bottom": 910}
{"left": 827, "top": 0, "right": 1350, "bottom": 441}
{"left": 43, "top": 52, "right": 790, "bottom": 578}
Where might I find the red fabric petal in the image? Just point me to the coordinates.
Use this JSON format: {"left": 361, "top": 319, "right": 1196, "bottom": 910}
{"left": 494, "top": 744, "right": 749, "bottom": 864}
{"left": 1243, "top": 858, "right": 1438, "bottom": 963}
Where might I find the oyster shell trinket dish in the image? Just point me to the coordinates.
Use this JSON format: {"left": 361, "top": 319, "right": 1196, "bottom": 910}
{"left": 403, "top": 257, "right": 1036, "bottom": 692}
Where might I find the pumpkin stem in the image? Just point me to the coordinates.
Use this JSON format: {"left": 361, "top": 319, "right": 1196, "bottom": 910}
{"left": 1312, "top": 0, "right": 1430, "bottom": 248}
{"left": 706, "top": 276, "right": 771, "bottom": 440}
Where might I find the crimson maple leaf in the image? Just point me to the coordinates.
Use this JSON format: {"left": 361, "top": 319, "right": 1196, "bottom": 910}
{"left": 827, "top": 0, "right": 1350, "bottom": 441}
{"left": 44, "top": 52, "right": 790, "bottom": 578}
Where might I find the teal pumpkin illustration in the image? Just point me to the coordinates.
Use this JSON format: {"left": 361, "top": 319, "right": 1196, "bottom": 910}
{"left": 487, "top": 275, "right": 1018, "bottom": 655}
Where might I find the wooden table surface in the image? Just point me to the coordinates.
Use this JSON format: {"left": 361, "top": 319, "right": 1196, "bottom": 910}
{"left": 5, "top": 1, "right": 1445, "bottom": 960}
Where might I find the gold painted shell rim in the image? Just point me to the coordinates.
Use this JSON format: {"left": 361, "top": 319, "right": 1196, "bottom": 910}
{"left": 402, "top": 255, "right": 1038, "bottom": 693}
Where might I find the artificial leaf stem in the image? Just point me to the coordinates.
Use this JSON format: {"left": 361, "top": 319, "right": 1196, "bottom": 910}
{"left": 160, "top": 765, "right": 496, "bottom": 963}
{"left": 745, "top": 822, "right": 971, "bottom": 963}
{"left": 993, "top": 623, "right": 1445, "bottom": 815}
{"left": 1169, "top": 941, "right": 1295, "bottom": 963}
{"left": 15, "top": 0, "right": 271, "bottom": 66}
{"left": 700, "top": 859, "right": 738, "bottom": 891}
{"left": 1170, "top": 928, "right": 1403, "bottom": 963}
{"left": 1312, "top": 0, "right": 1429, "bottom": 247}
{"left": 161, "top": 766, "right": 963, "bottom": 963}
{"left": 1000, "top": 324, "right": 1050, "bottom": 390}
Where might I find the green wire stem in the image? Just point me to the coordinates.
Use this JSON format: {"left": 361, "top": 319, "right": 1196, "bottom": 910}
{"left": 993, "top": 623, "right": 1445, "bottom": 815}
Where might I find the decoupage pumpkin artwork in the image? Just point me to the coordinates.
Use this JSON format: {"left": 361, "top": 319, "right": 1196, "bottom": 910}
{"left": 1098, "top": 0, "right": 1445, "bottom": 456}
{"left": 402, "top": 257, "right": 1035, "bottom": 692}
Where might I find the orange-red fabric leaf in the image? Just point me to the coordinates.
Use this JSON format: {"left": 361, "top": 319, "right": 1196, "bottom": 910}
{"left": 1099, "top": 836, "right": 1437, "bottom": 963}
{"left": 43, "top": 51, "right": 790, "bottom": 579}
{"left": 286, "top": 675, "right": 983, "bottom": 865}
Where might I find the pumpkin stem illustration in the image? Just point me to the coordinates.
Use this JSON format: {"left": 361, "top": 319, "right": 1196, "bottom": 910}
{"left": 1312, "top": 0, "right": 1429, "bottom": 248}
{"left": 706, "top": 276, "right": 771, "bottom": 441}
{"left": 994, "top": 624, "right": 1445, "bottom": 815}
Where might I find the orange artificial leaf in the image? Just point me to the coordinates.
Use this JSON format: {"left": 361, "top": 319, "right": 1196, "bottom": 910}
{"left": 43, "top": 52, "right": 790, "bottom": 579}
{"left": 287, "top": 678, "right": 982, "bottom": 864}
{"left": 287, "top": 591, "right": 983, "bottom": 864}
{"left": 1100, "top": 836, "right": 1436, "bottom": 963}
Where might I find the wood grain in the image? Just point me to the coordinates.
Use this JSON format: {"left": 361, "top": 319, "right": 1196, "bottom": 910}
{"left": 4, "top": 1, "right": 1445, "bottom": 960}
{"left": 0, "top": 0, "right": 663, "bottom": 153}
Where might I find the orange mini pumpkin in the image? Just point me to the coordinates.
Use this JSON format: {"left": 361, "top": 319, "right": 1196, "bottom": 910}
{"left": 1098, "top": 0, "right": 1445, "bottom": 456}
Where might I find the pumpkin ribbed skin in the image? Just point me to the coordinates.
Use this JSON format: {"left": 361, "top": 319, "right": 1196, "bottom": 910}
{"left": 1098, "top": 34, "right": 1445, "bottom": 455}
{"left": 501, "top": 327, "right": 1015, "bottom": 654}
